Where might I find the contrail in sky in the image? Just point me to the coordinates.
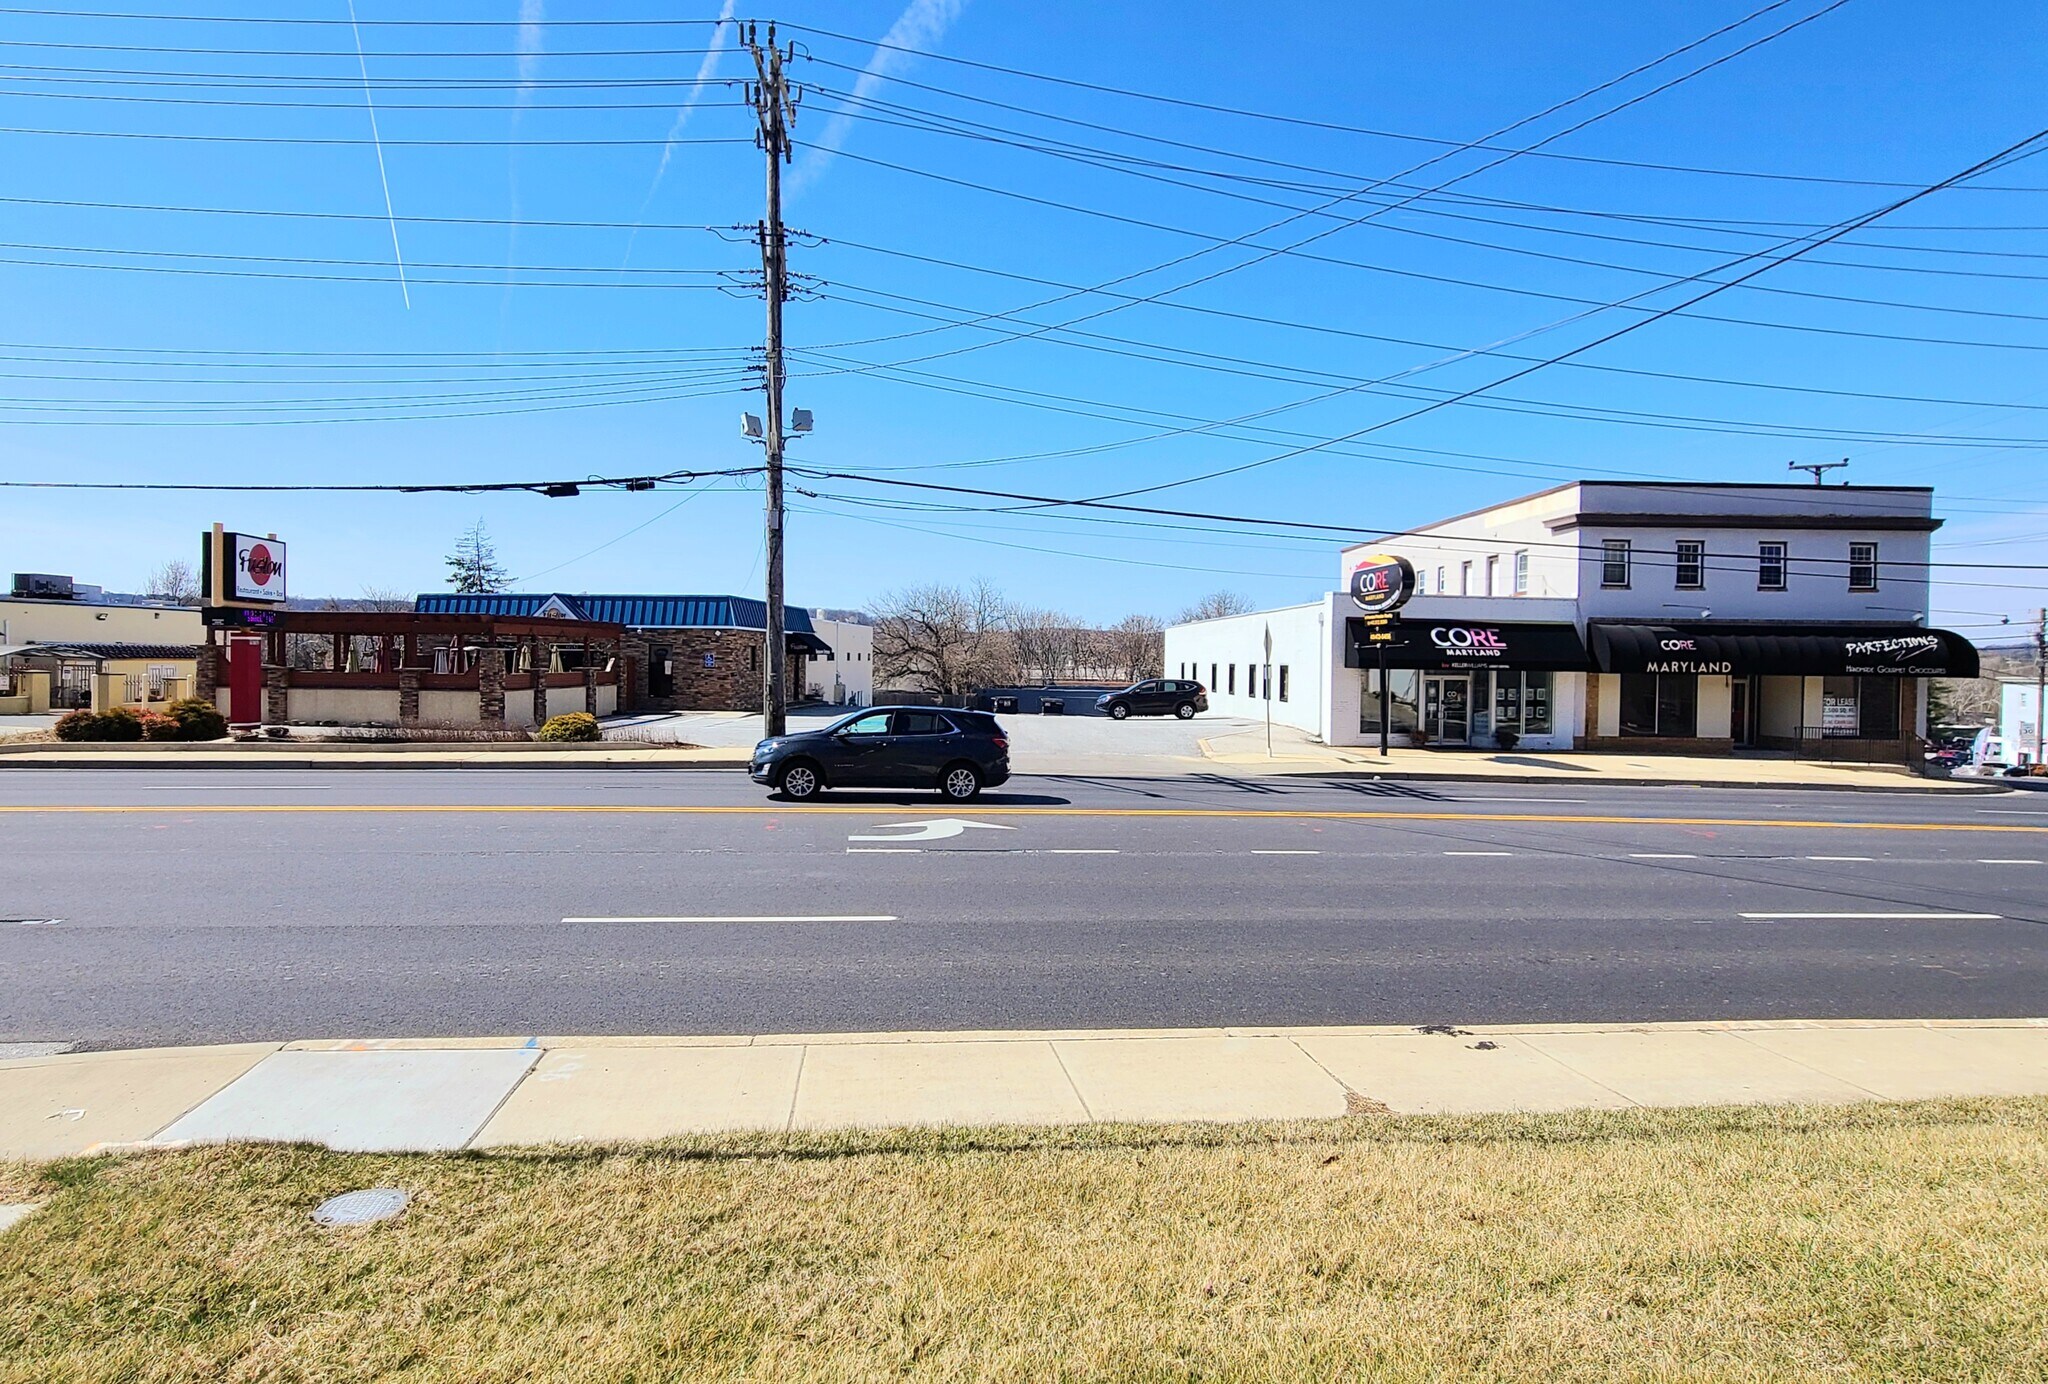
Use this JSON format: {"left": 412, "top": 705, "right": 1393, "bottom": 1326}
{"left": 620, "top": 0, "right": 738, "bottom": 270}
{"left": 790, "top": 0, "right": 966, "bottom": 195}
{"left": 345, "top": 0, "right": 408, "bottom": 307}
{"left": 517, "top": 0, "right": 546, "bottom": 102}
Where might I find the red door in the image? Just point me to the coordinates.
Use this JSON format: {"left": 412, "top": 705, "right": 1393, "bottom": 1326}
{"left": 226, "top": 635, "right": 263, "bottom": 725}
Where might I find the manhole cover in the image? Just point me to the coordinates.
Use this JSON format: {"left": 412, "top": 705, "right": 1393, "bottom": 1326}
{"left": 312, "top": 1188, "right": 408, "bottom": 1227}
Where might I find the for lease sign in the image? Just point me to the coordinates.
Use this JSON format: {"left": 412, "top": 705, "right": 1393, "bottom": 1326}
{"left": 228, "top": 534, "right": 287, "bottom": 602}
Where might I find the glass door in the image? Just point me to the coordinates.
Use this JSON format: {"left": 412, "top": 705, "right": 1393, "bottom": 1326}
{"left": 1424, "top": 675, "right": 1470, "bottom": 744}
{"left": 1731, "top": 677, "right": 1753, "bottom": 747}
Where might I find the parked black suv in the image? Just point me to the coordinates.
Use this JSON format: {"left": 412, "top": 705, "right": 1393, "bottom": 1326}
{"left": 1096, "top": 679, "right": 1208, "bottom": 720}
{"left": 750, "top": 706, "right": 1011, "bottom": 801}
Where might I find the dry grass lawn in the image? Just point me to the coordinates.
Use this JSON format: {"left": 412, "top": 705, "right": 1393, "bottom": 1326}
{"left": 2, "top": 1099, "right": 2046, "bottom": 1382}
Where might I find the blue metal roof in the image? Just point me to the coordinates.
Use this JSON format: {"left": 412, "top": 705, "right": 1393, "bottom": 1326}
{"left": 414, "top": 593, "right": 816, "bottom": 634}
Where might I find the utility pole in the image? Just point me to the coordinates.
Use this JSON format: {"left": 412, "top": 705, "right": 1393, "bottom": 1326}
{"left": 2035, "top": 607, "right": 2045, "bottom": 766}
{"left": 1789, "top": 458, "right": 1848, "bottom": 486}
{"left": 746, "top": 22, "right": 797, "bottom": 736}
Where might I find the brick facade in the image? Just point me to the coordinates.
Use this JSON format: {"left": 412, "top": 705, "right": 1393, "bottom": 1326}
{"left": 622, "top": 630, "right": 808, "bottom": 713}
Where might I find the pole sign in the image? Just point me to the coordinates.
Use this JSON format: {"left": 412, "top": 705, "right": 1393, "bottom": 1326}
{"left": 227, "top": 534, "right": 287, "bottom": 602}
{"left": 1349, "top": 553, "right": 1416, "bottom": 615}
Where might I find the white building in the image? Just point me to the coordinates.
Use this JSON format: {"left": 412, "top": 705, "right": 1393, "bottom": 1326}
{"left": 1165, "top": 482, "right": 1976, "bottom": 760}
{"left": 2000, "top": 681, "right": 2041, "bottom": 766}
{"left": 807, "top": 613, "right": 874, "bottom": 706}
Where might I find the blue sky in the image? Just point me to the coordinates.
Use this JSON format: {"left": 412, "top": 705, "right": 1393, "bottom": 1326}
{"left": 0, "top": 0, "right": 2044, "bottom": 637}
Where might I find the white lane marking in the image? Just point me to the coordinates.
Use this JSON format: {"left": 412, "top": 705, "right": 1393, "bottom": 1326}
{"left": 138, "top": 784, "right": 333, "bottom": 791}
{"left": 1448, "top": 797, "right": 1587, "bottom": 804}
{"left": 1978, "top": 858, "right": 2042, "bottom": 864}
{"left": 1443, "top": 850, "right": 1514, "bottom": 857}
{"left": 1975, "top": 809, "right": 2048, "bottom": 815}
{"left": 1250, "top": 849, "right": 1320, "bottom": 855}
{"left": 1629, "top": 853, "right": 1698, "bottom": 860}
{"left": 846, "top": 848, "right": 921, "bottom": 854}
{"left": 1738, "top": 911, "right": 2003, "bottom": 921}
{"left": 848, "top": 818, "right": 1014, "bottom": 843}
{"left": 562, "top": 914, "right": 900, "bottom": 924}
{"left": 1806, "top": 856, "right": 1874, "bottom": 862}
{"left": 9, "top": 918, "right": 63, "bottom": 926}
{"left": 1040, "top": 848, "right": 1118, "bottom": 855}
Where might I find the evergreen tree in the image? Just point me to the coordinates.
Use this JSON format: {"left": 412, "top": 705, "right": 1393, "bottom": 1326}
{"left": 445, "top": 520, "right": 510, "bottom": 594}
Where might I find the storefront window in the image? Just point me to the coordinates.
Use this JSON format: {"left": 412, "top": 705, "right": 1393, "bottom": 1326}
{"left": 1525, "top": 673, "right": 1553, "bottom": 734}
{"left": 1820, "top": 676, "right": 1901, "bottom": 739}
{"left": 1620, "top": 673, "right": 1696, "bottom": 737}
{"left": 1469, "top": 669, "right": 1492, "bottom": 741}
{"left": 1360, "top": 668, "right": 1421, "bottom": 736}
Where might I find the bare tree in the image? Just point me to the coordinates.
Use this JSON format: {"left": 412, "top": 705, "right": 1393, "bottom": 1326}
{"left": 358, "top": 584, "right": 414, "bottom": 612}
{"left": 871, "top": 580, "right": 1013, "bottom": 697}
{"left": 1106, "top": 613, "right": 1166, "bottom": 682}
{"left": 144, "top": 558, "right": 199, "bottom": 605}
{"left": 1006, "top": 605, "right": 1083, "bottom": 685}
{"left": 1175, "top": 590, "right": 1254, "bottom": 624}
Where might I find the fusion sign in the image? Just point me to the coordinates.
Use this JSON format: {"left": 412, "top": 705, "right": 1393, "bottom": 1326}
{"left": 228, "top": 534, "right": 287, "bottom": 603}
{"left": 1348, "top": 553, "right": 1415, "bottom": 614}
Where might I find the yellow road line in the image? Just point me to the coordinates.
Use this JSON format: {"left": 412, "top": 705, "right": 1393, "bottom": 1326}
{"left": 0, "top": 803, "right": 2040, "bottom": 832}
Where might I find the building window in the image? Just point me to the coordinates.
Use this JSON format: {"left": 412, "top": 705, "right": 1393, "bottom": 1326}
{"left": 1279, "top": 665, "right": 1290, "bottom": 702}
{"left": 1460, "top": 560, "right": 1473, "bottom": 595}
{"left": 1601, "top": 539, "right": 1632, "bottom": 588}
{"left": 1618, "top": 673, "right": 1697, "bottom": 738}
{"left": 1361, "top": 667, "right": 1422, "bottom": 736}
{"left": 1513, "top": 550, "right": 1529, "bottom": 595}
{"left": 1820, "top": 676, "right": 1901, "bottom": 739}
{"left": 1848, "top": 542, "right": 1878, "bottom": 591}
{"left": 1758, "top": 542, "right": 1787, "bottom": 591}
{"left": 1436, "top": 565, "right": 1446, "bottom": 595}
{"left": 1210, "top": 663, "right": 1218, "bottom": 690}
{"left": 1227, "top": 664, "right": 1235, "bottom": 694}
{"left": 1485, "top": 555, "right": 1499, "bottom": 596}
{"left": 1415, "top": 569, "right": 1427, "bottom": 596}
{"left": 1675, "top": 540, "right": 1705, "bottom": 590}
{"left": 1490, "top": 672, "right": 1553, "bottom": 735}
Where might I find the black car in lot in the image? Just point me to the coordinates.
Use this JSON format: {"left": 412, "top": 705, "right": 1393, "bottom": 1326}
{"left": 750, "top": 706, "right": 1011, "bottom": 801}
{"left": 1096, "top": 678, "right": 1209, "bottom": 720}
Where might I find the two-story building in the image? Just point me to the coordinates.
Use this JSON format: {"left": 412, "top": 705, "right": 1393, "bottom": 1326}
{"left": 1163, "top": 482, "right": 1977, "bottom": 761}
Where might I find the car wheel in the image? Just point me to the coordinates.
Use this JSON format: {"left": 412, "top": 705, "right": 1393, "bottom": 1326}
{"left": 940, "top": 762, "right": 983, "bottom": 801}
{"left": 1174, "top": 702, "right": 1195, "bottom": 720}
{"left": 777, "top": 759, "right": 823, "bottom": 801}
{"left": 1107, "top": 702, "right": 1131, "bottom": 720}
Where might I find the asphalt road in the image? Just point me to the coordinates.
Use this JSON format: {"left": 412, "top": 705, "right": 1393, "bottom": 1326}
{"left": 3, "top": 768, "right": 2044, "bottom": 1048}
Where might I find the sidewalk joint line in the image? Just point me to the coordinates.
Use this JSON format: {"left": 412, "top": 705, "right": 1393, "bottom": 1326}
{"left": 784, "top": 1045, "right": 808, "bottom": 1134}
{"left": 466, "top": 1048, "right": 545, "bottom": 1150}
{"left": 1721, "top": 1028, "right": 1885, "bottom": 1100}
{"left": 1046, "top": 1041, "right": 1095, "bottom": 1123}
{"left": 1511, "top": 1033, "right": 1643, "bottom": 1109}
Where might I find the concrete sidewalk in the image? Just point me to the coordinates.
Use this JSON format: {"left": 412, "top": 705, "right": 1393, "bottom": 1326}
{"left": 1198, "top": 724, "right": 1969, "bottom": 791}
{"left": 4, "top": 1019, "right": 2043, "bottom": 1159}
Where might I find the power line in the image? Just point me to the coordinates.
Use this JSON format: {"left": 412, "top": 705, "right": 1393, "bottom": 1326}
{"left": 778, "top": 17, "right": 2048, "bottom": 194}
{"left": 0, "top": 467, "right": 757, "bottom": 493}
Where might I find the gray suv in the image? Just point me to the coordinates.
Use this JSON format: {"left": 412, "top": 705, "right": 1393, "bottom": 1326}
{"left": 1096, "top": 679, "right": 1209, "bottom": 720}
{"left": 750, "top": 707, "right": 1012, "bottom": 801}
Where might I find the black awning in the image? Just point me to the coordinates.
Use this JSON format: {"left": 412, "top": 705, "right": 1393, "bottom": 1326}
{"left": 1588, "top": 623, "right": 1978, "bottom": 678}
{"left": 1345, "top": 618, "right": 1590, "bottom": 671}
{"left": 787, "top": 632, "right": 833, "bottom": 656}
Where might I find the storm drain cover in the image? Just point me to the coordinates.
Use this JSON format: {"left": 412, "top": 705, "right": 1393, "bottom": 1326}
{"left": 312, "top": 1188, "right": 408, "bottom": 1227}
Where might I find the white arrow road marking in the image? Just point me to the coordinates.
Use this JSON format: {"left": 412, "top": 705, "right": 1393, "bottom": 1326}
{"left": 848, "top": 818, "right": 1017, "bottom": 843}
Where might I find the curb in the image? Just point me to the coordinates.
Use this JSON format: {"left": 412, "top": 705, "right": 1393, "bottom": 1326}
{"left": 1268, "top": 768, "right": 2001, "bottom": 795}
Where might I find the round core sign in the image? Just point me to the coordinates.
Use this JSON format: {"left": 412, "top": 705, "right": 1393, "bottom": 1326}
{"left": 1348, "top": 553, "right": 1416, "bottom": 614}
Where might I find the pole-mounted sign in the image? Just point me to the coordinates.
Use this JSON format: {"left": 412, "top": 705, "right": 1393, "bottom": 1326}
{"left": 1348, "top": 552, "right": 1416, "bottom": 614}
{"left": 201, "top": 522, "right": 289, "bottom": 609}
{"left": 1348, "top": 553, "right": 1414, "bottom": 757}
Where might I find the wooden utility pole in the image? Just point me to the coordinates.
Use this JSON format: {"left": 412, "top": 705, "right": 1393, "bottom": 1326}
{"left": 746, "top": 23, "right": 797, "bottom": 736}
{"left": 2035, "top": 607, "right": 2045, "bottom": 765}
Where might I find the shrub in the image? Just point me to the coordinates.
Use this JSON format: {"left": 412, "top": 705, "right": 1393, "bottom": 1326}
{"left": 165, "top": 697, "right": 228, "bottom": 741}
{"left": 53, "top": 709, "right": 99, "bottom": 742}
{"left": 536, "top": 712, "right": 602, "bottom": 743}
{"left": 54, "top": 707, "right": 146, "bottom": 742}
{"left": 139, "top": 711, "right": 183, "bottom": 741}
{"left": 97, "top": 707, "right": 145, "bottom": 741}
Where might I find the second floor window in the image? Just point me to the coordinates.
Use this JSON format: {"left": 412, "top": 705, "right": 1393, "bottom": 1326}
{"left": 1513, "top": 550, "right": 1529, "bottom": 594}
{"left": 1485, "top": 555, "right": 1499, "bottom": 596}
{"left": 1758, "top": 542, "right": 1786, "bottom": 590}
{"left": 1675, "top": 540, "right": 1705, "bottom": 590}
{"left": 1601, "top": 539, "right": 1631, "bottom": 588}
{"left": 1849, "top": 542, "right": 1878, "bottom": 591}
